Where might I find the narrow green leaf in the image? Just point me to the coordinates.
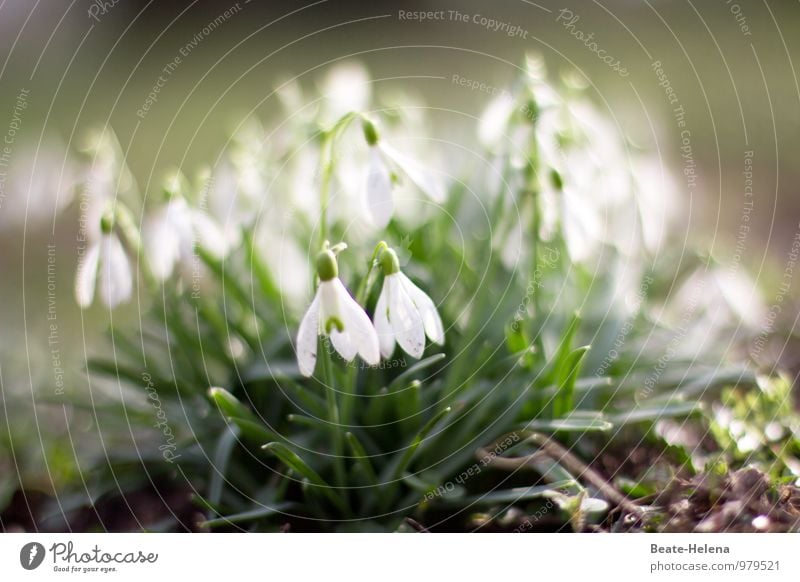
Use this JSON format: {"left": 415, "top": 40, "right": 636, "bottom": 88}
{"left": 345, "top": 432, "right": 379, "bottom": 487}
{"left": 441, "top": 480, "right": 576, "bottom": 506}
{"left": 261, "top": 442, "right": 347, "bottom": 513}
{"left": 227, "top": 416, "right": 279, "bottom": 443}
{"left": 199, "top": 502, "right": 293, "bottom": 529}
{"left": 209, "top": 425, "right": 240, "bottom": 507}
{"left": 387, "top": 353, "right": 446, "bottom": 391}
{"left": 553, "top": 345, "right": 590, "bottom": 418}
{"left": 208, "top": 387, "right": 253, "bottom": 420}
{"left": 607, "top": 401, "right": 701, "bottom": 424}
{"left": 521, "top": 415, "right": 613, "bottom": 432}
{"left": 382, "top": 406, "right": 452, "bottom": 482}
{"left": 543, "top": 312, "right": 581, "bottom": 385}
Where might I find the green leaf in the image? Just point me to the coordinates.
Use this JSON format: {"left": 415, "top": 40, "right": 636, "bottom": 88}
{"left": 607, "top": 401, "right": 701, "bottom": 424}
{"left": 521, "top": 414, "right": 613, "bottom": 432}
{"left": 208, "top": 387, "right": 253, "bottom": 420}
{"left": 442, "top": 480, "right": 576, "bottom": 506}
{"left": 553, "top": 345, "right": 590, "bottom": 418}
{"left": 387, "top": 353, "right": 446, "bottom": 391}
{"left": 381, "top": 407, "right": 452, "bottom": 486}
{"left": 242, "top": 360, "right": 304, "bottom": 383}
{"left": 227, "top": 416, "right": 279, "bottom": 443}
{"left": 208, "top": 425, "right": 240, "bottom": 507}
{"left": 199, "top": 503, "right": 294, "bottom": 529}
{"left": 345, "top": 432, "right": 379, "bottom": 487}
{"left": 543, "top": 312, "right": 581, "bottom": 385}
{"left": 261, "top": 443, "right": 347, "bottom": 513}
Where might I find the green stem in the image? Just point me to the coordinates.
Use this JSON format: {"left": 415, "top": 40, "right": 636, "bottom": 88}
{"left": 317, "top": 112, "right": 359, "bottom": 251}
{"left": 355, "top": 240, "right": 388, "bottom": 304}
{"left": 318, "top": 136, "right": 334, "bottom": 250}
{"left": 320, "top": 338, "right": 347, "bottom": 491}
{"left": 341, "top": 241, "right": 389, "bottom": 425}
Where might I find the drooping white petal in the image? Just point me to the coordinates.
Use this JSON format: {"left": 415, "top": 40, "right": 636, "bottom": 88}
{"left": 320, "top": 279, "right": 357, "bottom": 362}
{"left": 379, "top": 142, "right": 445, "bottom": 203}
{"left": 387, "top": 274, "right": 425, "bottom": 359}
{"left": 373, "top": 279, "right": 395, "bottom": 358}
{"left": 75, "top": 242, "right": 101, "bottom": 308}
{"left": 365, "top": 146, "right": 394, "bottom": 228}
{"left": 329, "top": 328, "right": 357, "bottom": 363}
{"left": 478, "top": 94, "right": 515, "bottom": 147}
{"left": 98, "top": 234, "right": 133, "bottom": 309}
{"left": 399, "top": 272, "right": 444, "bottom": 345}
{"left": 191, "top": 210, "right": 229, "bottom": 258}
{"left": 144, "top": 210, "right": 181, "bottom": 281}
{"left": 561, "top": 187, "right": 600, "bottom": 263}
{"left": 330, "top": 278, "right": 379, "bottom": 366}
{"left": 321, "top": 61, "right": 371, "bottom": 121}
{"left": 296, "top": 292, "right": 320, "bottom": 377}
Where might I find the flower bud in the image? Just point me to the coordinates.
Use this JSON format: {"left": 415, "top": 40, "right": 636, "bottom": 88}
{"left": 379, "top": 247, "right": 400, "bottom": 275}
{"left": 362, "top": 117, "right": 380, "bottom": 146}
{"left": 316, "top": 249, "right": 338, "bottom": 281}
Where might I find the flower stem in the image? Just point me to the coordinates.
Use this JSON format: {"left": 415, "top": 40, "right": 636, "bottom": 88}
{"left": 317, "top": 112, "right": 359, "bottom": 251}
{"left": 355, "top": 240, "right": 388, "bottom": 304}
{"left": 320, "top": 338, "right": 348, "bottom": 495}
{"left": 318, "top": 136, "right": 334, "bottom": 250}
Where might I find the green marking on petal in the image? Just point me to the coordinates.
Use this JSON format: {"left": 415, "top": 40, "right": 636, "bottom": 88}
{"left": 325, "top": 316, "right": 344, "bottom": 334}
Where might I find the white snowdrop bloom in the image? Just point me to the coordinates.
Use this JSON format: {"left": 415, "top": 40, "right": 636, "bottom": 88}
{"left": 479, "top": 94, "right": 516, "bottom": 148}
{"left": 75, "top": 213, "right": 133, "bottom": 309}
{"left": 297, "top": 249, "right": 380, "bottom": 377}
{"left": 321, "top": 61, "right": 371, "bottom": 122}
{"left": 144, "top": 182, "right": 229, "bottom": 282}
{"left": 362, "top": 118, "right": 445, "bottom": 228}
{"left": 256, "top": 227, "right": 312, "bottom": 313}
{"left": 0, "top": 138, "right": 81, "bottom": 232}
{"left": 373, "top": 248, "right": 444, "bottom": 359}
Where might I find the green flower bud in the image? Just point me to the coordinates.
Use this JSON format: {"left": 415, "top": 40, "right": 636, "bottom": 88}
{"left": 362, "top": 117, "right": 380, "bottom": 146}
{"left": 379, "top": 248, "right": 400, "bottom": 275}
{"left": 550, "top": 168, "right": 564, "bottom": 191}
{"left": 316, "top": 249, "right": 338, "bottom": 281}
{"left": 100, "top": 210, "right": 115, "bottom": 234}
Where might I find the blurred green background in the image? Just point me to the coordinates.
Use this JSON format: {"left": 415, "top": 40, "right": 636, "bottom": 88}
{"left": 1, "top": 0, "right": 798, "bottom": 513}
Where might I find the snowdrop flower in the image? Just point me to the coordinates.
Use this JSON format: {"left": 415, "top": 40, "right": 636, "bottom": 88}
{"left": 362, "top": 117, "right": 445, "bottom": 228}
{"left": 297, "top": 247, "right": 379, "bottom": 377}
{"left": 321, "top": 61, "right": 371, "bottom": 122}
{"left": 75, "top": 211, "right": 133, "bottom": 309}
{"left": 374, "top": 248, "right": 444, "bottom": 359}
{"left": 144, "top": 172, "right": 229, "bottom": 281}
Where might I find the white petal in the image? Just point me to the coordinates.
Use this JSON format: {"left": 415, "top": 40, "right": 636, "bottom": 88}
{"left": 99, "top": 234, "right": 132, "bottom": 309}
{"left": 399, "top": 272, "right": 444, "bottom": 345}
{"left": 562, "top": 188, "right": 600, "bottom": 263}
{"left": 379, "top": 143, "right": 445, "bottom": 203}
{"left": 388, "top": 274, "right": 425, "bottom": 359}
{"left": 374, "top": 279, "right": 396, "bottom": 358}
{"left": 75, "top": 242, "right": 101, "bottom": 308}
{"left": 365, "top": 146, "right": 394, "bottom": 228}
{"left": 144, "top": 211, "right": 180, "bottom": 281}
{"left": 478, "top": 95, "right": 515, "bottom": 147}
{"left": 320, "top": 280, "right": 357, "bottom": 362}
{"left": 296, "top": 292, "right": 320, "bottom": 377}
{"left": 332, "top": 278, "right": 379, "bottom": 366}
{"left": 191, "top": 210, "right": 229, "bottom": 258}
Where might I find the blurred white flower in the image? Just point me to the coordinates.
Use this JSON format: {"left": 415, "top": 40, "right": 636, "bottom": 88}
{"left": 362, "top": 118, "right": 445, "bottom": 228}
{"left": 0, "top": 138, "right": 81, "bottom": 231}
{"left": 75, "top": 215, "right": 132, "bottom": 309}
{"left": 321, "top": 61, "right": 371, "bottom": 122}
{"left": 144, "top": 195, "right": 228, "bottom": 281}
{"left": 257, "top": 227, "right": 311, "bottom": 312}
{"left": 374, "top": 249, "right": 444, "bottom": 359}
{"left": 296, "top": 249, "right": 379, "bottom": 376}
